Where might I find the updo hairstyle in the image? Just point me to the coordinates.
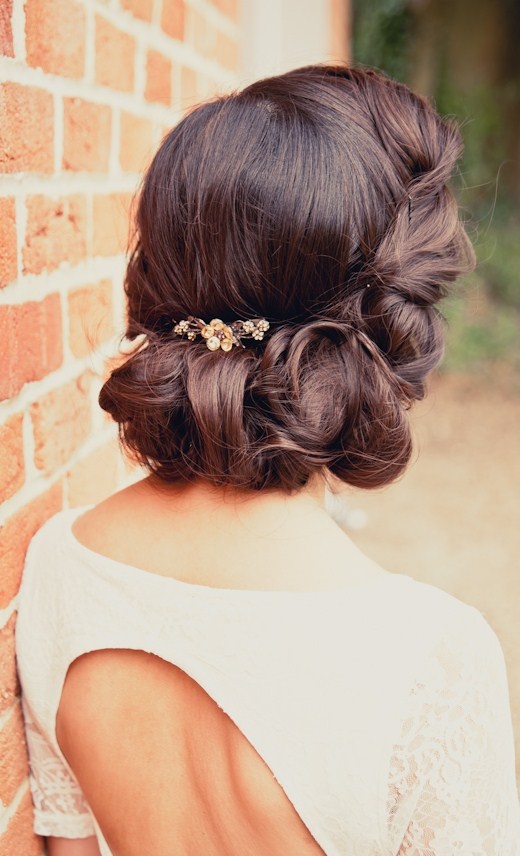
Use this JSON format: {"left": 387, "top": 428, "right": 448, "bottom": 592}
{"left": 99, "top": 65, "right": 475, "bottom": 491}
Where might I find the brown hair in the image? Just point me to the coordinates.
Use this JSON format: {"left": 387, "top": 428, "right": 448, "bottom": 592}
{"left": 99, "top": 65, "right": 475, "bottom": 491}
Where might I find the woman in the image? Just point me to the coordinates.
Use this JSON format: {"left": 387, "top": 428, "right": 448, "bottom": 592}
{"left": 16, "top": 65, "right": 520, "bottom": 855}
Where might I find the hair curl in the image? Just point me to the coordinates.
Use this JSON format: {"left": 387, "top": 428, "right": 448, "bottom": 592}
{"left": 99, "top": 65, "right": 475, "bottom": 491}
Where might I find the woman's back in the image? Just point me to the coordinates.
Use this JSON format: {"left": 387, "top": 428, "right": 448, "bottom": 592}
{"left": 17, "top": 484, "right": 520, "bottom": 854}
{"left": 58, "top": 652, "right": 326, "bottom": 856}
{"left": 57, "top": 476, "right": 388, "bottom": 856}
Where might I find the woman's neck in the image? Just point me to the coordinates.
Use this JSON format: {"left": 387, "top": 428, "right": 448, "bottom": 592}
{"left": 75, "top": 473, "right": 387, "bottom": 591}
{"left": 136, "top": 473, "right": 329, "bottom": 540}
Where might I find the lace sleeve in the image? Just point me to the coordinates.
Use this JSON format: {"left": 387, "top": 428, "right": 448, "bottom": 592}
{"left": 22, "top": 699, "right": 96, "bottom": 839}
{"left": 387, "top": 607, "right": 520, "bottom": 855}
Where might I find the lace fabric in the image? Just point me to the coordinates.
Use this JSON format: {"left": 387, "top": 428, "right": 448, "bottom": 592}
{"left": 387, "top": 610, "right": 520, "bottom": 855}
{"left": 22, "top": 699, "right": 95, "bottom": 838}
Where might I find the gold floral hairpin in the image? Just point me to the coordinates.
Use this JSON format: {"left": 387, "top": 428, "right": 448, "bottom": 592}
{"left": 172, "top": 316, "right": 270, "bottom": 352}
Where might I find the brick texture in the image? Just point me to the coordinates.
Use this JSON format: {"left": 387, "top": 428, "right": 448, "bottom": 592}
{"left": 0, "top": 294, "right": 63, "bottom": 402}
{"left": 25, "top": 0, "right": 86, "bottom": 78}
{"left": 210, "top": 0, "right": 239, "bottom": 16}
{"left": 68, "top": 279, "right": 114, "bottom": 357}
{"left": 0, "top": 0, "right": 14, "bottom": 57}
{"left": 63, "top": 98, "right": 112, "bottom": 172}
{"left": 121, "top": 0, "right": 154, "bottom": 21}
{"left": 162, "top": 0, "right": 185, "bottom": 39}
{"left": 23, "top": 194, "right": 87, "bottom": 274}
{"left": 180, "top": 65, "right": 199, "bottom": 107}
{"left": 0, "top": 83, "right": 53, "bottom": 173}
{"left": 0, "top": 197, "right": 17, "bottom": 287}
{"left": 31, "top": 374, "right": 92, "bottom": 475}
{"left": 145, "top": 50, "right": 172, "bottom": 105}
{"left": 120, "top": 112, "right": 154, "bottom": 172}
{"left": 189, "top": 8, "right": 213, "bottom": 55}
{"left": 0, "top": 484, "right": 63, "bottom": 611}
{"left": 0, "top": 706, "right": 31, "bottom": 806}
{"left": 0, "top": 615, "right": 19, "bottom": 714}
{"left": 93, "top": 193, "right": 133, "bottom": 256}
{"left": 0, "top": 414, "right": 24, "bottom": 504}
{"left": 0, "top": 790, "right": 43, "bottom": 856}
{"left": 215, "top": 31, "right": 238, "bottom": 70}
{"left": 96, "top": 15, "right": 135, "bottom": 92}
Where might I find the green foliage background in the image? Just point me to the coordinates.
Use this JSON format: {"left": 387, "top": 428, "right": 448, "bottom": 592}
{"left": 352, "top": 0, "right": 520, "bottom": 379}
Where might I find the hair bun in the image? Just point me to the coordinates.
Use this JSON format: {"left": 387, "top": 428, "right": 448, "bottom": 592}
{"left": 100, "top": 64, "right": 474, "bottom": 491}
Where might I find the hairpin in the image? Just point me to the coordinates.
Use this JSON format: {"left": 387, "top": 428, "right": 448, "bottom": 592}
{"left": 172, "top": 316, "right": 270, "bottom": 351}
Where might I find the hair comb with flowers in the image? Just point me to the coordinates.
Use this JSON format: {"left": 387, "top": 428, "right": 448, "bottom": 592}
{"left": 172, "top": 316, "right": 270, "bottom": 351}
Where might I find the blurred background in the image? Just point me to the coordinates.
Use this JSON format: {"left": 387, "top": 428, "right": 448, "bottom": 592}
{"left": 0, "top": 0, "right": 518, "bottom": 848}
{"left": 347, "top": 0, "right": 520, "bottom": 791}
{"left": 244, "top": 0, "right": 520, "bottom": 788}
{"left": 353, "top": 0, "right": 520, "bottom": 380}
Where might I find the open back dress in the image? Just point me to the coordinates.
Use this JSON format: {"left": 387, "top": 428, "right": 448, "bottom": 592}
{"left": 16, "top": 507, "right": 520, "bottom": 855}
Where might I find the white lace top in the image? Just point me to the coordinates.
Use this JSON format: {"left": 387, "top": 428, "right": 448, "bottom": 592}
{"left": 16, "top": 508, "right": 520, "bottom": 856}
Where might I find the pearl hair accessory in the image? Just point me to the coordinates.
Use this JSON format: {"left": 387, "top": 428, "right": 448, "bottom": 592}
{"left": 172, "top": 316, "right": 270, "bottom": 351}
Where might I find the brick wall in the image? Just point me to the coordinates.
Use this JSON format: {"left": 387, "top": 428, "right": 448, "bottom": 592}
{"left": 0, "top": 0, "right": 240, "bottom": 851}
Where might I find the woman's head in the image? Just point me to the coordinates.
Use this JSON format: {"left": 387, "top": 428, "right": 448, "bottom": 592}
{"left": 100, "top": 65, "right": 475, "bottom": 491}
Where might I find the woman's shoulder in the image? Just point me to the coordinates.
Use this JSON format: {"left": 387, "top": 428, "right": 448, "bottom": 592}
{"left": 354, "top": 571, "right": 504, "bottom": 691}
{"left": 388, "top": 576, "right": 507, "bottom": 705}
{"left": 24, "top": 505, "right": 89, "bottom": 561}
{"left": 20, "top": 497, "right": 501, "bottom": 668}
{"left": 18, "top": 506, "right": 91, "bottom": 608}
{"left": 391, "top": 573, "right": 500, "bottom": 651}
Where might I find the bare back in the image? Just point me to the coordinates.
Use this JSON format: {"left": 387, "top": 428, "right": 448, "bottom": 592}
{"left": 57, "top": 650, "right": 325, "bottom": 856}
{"left": 56, "top": 479, "right": 386, "bottom": 855}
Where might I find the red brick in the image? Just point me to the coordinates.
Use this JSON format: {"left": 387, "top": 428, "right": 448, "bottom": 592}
{"left": 210, "top": 0, "right": 239, "bottom": 16}
{"left": 95, "top": 15, "right": 135, "bottom": 92}
{"left": 120, "top": 111, "right": 154, "bottom": 172}
{"left": 0, "top": 0, "right": 14, "bottom": 57}
{"left": 63, "top": 98, "right": 112, "bottom": 172}
{"left": 0, "top": 197, "right": 16, "bottom": 288}
{"left": 25, "top": 0, "right": 86, "bottom": 78}
{"left": 0, "top": 414, "right": 24, "bottom": 503}
{"left": 23, "top": 194, "right": 86, "bottom": 274}
{"left": 189, "top": 8, "right": 212, "bottom": 54}
{"left": 180, "top": 65, "right": 200, "bottom": 109}
{"left": 215, "top": 31, "right": 238, "bottom": 70}
{"left": 0, "top": 789, "right": 42, "bottom": 856}
{"left": 145, "top": 49, "right": 172, "bottom": 106}
{"left": 121, "top": 0, "right": 153, "bottom": 21}
{"left": 31, "top": 374, "right": 92, "bottom": 475}
{"left": 0, "top": 485, "right": 62, "bottom": 612}
{"left": 92, "top": 193, "right": 132, "bottom": 257}
{"left": 0, "top": 705, "right": 31, "bottom": 806}
{"left": 161, "top": 0, "right": 184, "bottom": 39}
{"left": 68, "top": 279, "right": 114, "bottom": 357}
{"left": 0, "top": 83, "right": 53, "bottom": 174}
{"left": 0, "top": 615, "right": 19, "bottom": 714}
{"left": 67, "top": 441, "right": 120, "bottom": 507}
{"left": 0, "top": 294, "right": 63, "bottom": 402}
